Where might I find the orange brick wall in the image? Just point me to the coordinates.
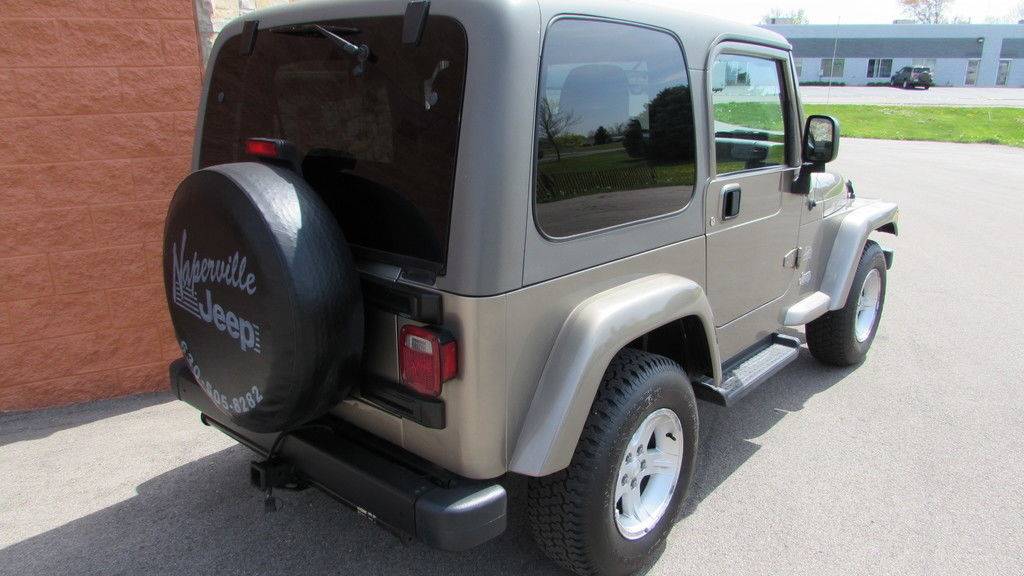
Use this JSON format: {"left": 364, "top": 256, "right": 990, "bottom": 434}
{"left": 0, "top": 0, "right": 202, "bottom": 411}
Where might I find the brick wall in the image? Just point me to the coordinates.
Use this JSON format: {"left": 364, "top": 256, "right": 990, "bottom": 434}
{"left": 0, "top": 0, "right": 202, "bottom": 411}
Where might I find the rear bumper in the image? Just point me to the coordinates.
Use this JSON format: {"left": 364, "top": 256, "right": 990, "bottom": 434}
{"left": 168, "top": 359, "right": 507, "bottom": 551}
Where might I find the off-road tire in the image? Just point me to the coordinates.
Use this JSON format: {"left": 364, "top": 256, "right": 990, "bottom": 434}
{"left": 806, "top": 240, "right": 887, "bottom": 366}
{"left": 527, "top": 348, "right": 698, "bottom": 576}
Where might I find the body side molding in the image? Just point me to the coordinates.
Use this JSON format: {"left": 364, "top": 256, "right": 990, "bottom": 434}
{"left": 509, "top": 274, "right": 719, "bottom": 477}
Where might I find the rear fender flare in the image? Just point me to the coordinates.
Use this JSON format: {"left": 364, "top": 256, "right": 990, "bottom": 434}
{"left": 508, "top": 274, "right": 719, "bottom": 477}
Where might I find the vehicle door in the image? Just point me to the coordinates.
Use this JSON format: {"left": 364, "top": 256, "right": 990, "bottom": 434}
{"left": 703, "top": 43, "right": 803, "bottom": 326}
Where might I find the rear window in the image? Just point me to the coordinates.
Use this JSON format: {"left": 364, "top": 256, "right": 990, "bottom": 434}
{"left": 199, "top": 16, "right": 467, "bottom": 271}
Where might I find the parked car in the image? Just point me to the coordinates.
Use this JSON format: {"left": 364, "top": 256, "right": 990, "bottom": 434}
{"left": 162, "top": 1, "right": 899, "bottom": 575}
{"left": 891, "top": 66, "right": 934, "bottom": 89}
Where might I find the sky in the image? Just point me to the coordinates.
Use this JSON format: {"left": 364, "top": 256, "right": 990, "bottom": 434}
{"left": 677, "top": 0, "right": 1023, "bottom": 25}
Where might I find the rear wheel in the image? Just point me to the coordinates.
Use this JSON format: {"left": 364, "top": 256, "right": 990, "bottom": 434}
{"left": 527, "top": 349, "right": 698, "bottom": 576}
{"left": 806, "top": 241, "right": 887, "bottom": 366}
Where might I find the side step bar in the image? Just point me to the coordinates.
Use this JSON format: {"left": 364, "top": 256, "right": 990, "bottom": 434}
{"left": 694, "top": 334, "right": 801, "bottom": 406}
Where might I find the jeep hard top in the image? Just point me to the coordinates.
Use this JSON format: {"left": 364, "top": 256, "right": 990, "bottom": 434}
{"left": 163, "top": 2, "right": 899, "bottom": 574}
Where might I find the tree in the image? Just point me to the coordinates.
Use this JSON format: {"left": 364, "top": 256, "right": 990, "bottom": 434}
{"left": 622, "top": 119, "right": 646, "bottom": 159}
{"left": 898, "top": 0, "right": 952, "bottom": 24}
{"left": 593, "top": 126, "right": 610, "bottom": 145}
{"left": 760, "top": 8, "right": 808, "bottom": 25}
{"left": 646, "top": 86, "right": 694, "bottom": 163}
{"left": 537, "top": 97, "right": 580, "bottom": 161}
{"left": 608, "top": 122, "right": 628, "bottom": 138}
{"left": 983, "top": 2, "right": 1024, "bottom": 22}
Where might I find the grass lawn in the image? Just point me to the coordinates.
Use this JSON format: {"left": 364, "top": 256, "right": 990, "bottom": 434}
{"left": 804, "top": 104, "right": 1024, "bottom": 148}
{"left": 537, "top": 145, "right": 695, "bottom": 202}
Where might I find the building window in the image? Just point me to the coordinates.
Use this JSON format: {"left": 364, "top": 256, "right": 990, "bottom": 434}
{"left": 997, "top": 60, "right": 1012, "bottom": 86}
{"left": 721, "top": 60, "right": 751, "bottom": 86}
{"left": 711, "top": 54, "right": 789, "bottom": 175}
{"left": 965, "top": 59, "right": 980, "bottom": 86}
{"left": 534, "top": 19, "right": 697, "bottom": 238}
{"left": 867, "top": 58, "right": 893, "bottom": 78}
{"left": 819, "top": 58, "right": 845, "bottom": 78}
{"left": 794, "top": 59, "right": 804, "bottom": 78}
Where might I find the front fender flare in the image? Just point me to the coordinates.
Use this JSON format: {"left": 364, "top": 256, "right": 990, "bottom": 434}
{"left": 821, "top": 199, "right": 899, "bottom": 310}
{"left": 508, "top": 274, "right": 719, "bottom": 477}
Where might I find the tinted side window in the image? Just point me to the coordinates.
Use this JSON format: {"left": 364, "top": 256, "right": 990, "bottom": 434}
{"left": 711, "top": 54, "right": 788, "bottom": 175}
{"left": 534, "top": 19, "right": 696, "bottom": 238}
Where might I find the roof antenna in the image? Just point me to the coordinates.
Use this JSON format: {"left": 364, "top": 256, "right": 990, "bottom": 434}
{"left": 403, "top": 1, "right": 430, "bottom": 46}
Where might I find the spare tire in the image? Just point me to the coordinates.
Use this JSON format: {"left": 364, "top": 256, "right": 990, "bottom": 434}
{"left": 162, "top": 162, "right": 363, "bottom": 432}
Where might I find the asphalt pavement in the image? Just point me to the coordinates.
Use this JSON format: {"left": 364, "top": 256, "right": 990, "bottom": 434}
{"left": 801, "top": 86, "right": 1024, "bottom": 107}
{"left": 3, "top": 139, "right": 1024, "bottom": 575}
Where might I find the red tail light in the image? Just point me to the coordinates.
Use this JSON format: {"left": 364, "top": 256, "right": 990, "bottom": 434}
{"left": 244, "top": 138, "right": 281, "bottom": 158}
{"left": 399, "top": 324, "right": 457, "bottom": 397}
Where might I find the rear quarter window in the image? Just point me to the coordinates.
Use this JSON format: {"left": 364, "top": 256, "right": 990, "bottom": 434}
{"left": 533, "top": 19, "right": 697, "bottom": 238}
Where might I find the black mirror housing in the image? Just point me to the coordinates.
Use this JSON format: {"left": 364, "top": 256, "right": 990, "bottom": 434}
{"left": 803, "top": 115, "right": 840, "bottom": 166}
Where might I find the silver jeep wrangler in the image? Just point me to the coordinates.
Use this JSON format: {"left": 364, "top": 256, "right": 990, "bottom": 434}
{"left": 163, "top": 1, "right": 898, "bottom": 574}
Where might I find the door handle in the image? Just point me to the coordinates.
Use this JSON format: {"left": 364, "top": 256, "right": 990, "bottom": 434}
{"left": 721, "top": 184, "right": 742, "bottom": 220}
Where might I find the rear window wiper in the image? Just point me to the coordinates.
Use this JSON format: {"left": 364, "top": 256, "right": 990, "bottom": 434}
{"left": 312, "top": 25, "right": 372, "bottom": 76}
{"left": 274, "top": 24, "right": 373, "bottom": 76}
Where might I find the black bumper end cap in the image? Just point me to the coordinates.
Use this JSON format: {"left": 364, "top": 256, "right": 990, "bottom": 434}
{"left": 416, "top": 483, "right": 507, "bottom": 552}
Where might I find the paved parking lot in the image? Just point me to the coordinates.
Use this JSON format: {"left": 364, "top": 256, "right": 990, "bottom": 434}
{"left": 801, "top": 86, "right": 1024, "bottom": 107}
{"left": 3, "top": 138, "right": 1024, "bottom": 576}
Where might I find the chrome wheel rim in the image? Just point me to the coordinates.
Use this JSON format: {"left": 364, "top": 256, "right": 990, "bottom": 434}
{"left": 855, "top": 268, "right": 882, "bottom": 343}
{"left": 613, "top": 408, "right": 684, "bottom": 540}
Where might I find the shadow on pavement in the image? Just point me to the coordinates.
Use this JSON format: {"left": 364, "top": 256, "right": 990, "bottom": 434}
{"left": 682, "top": 349, "right": 857, "bottom": 516}
{"left": 0, "top": 392, "right": 174, "bottom": 448}
{"left": 0, "top": 349, "right": 855, "bottom": 576}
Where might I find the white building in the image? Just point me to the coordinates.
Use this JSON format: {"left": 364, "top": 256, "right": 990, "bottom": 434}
{"left": 762, "top": 23, "right": 1024, "bottom": 87}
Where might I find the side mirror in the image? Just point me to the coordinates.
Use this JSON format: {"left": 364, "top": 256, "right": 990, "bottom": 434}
{"left": 803, "top": 115, "right": 840, "bottom": 166}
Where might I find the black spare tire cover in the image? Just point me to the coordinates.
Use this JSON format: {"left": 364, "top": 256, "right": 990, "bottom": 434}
{"left": 163, "top": 162, "right": 363, "bottom": 432}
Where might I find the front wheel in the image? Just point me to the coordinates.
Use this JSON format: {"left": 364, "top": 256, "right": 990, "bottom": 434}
{"left": 527, "top": 349, "right": 698, "bottom": 576}
{"left": 806, "top": 240, "right": 887, "bottom": 366}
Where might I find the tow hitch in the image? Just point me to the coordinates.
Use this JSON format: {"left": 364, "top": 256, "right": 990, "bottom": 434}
{"left": 250, "top": 457, "right": 307, "bottom": 512}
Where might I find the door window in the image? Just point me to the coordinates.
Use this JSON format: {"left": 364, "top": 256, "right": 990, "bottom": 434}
{"left": 533, "top": 19, "right": 697, "bottom": 238}
{"left": 711, "top": 54, "right": 789, "bottom": 175}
